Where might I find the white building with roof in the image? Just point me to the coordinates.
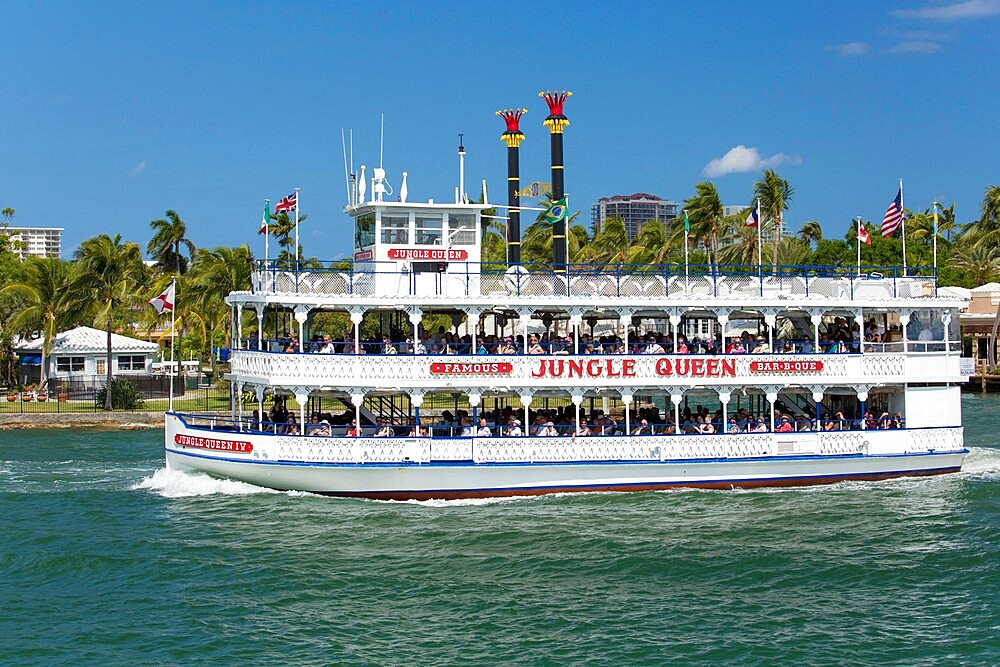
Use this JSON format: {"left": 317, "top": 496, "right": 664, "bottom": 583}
{"left": 3, "top": 226, "right": 63, "bottom": 259}
{"left": 15, "top": 326, "right": 158, "bottom": 386}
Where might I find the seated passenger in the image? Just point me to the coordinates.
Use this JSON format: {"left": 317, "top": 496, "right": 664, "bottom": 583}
{"left": 632, "top": 419, "right": 652, "bottom": 435}
{"left": 308, "top": 420, "right": 332, "bottom": 436}
{"left": 283, "top": 337, "right": 300, "bottom": 354}
{"left": 751, "top": 337, "right": 770, "bottom": 354}
{"left": 727, "top": 418, "right": 741, "bottom": 434}
{"left": 539, "top": 421, "right": 559, "bottom": 436}
{"left": 642, "top": 336, "right": 664, "bottom": 354}
{"left": 345, "top": 419, "right": 361, "bottom": 437}
{"left": 527, "top": 336, "right": 545, "bottom": 354}
{"left": 476, "top": 417, "right": 492, "bottom": 437}
{"left": 374, "top": 419, "right": 393, "bottom": 437}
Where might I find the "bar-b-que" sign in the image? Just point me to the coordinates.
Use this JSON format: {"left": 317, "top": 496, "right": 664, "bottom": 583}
{"left": 388, "top": 248, "right": 468, "bottom": 261}
{"left": 174, "top": 434, "right": 254, "bottom": 453}
{"left": 749, "top": 360, "right": 824, "bottom": 373}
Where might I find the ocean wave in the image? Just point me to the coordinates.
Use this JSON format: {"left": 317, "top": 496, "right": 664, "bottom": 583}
{"left": 130, "top": 467, "right": 280, "bottom": 498}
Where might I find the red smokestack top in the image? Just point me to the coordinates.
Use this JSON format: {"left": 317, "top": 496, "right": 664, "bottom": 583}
{"left": 496, "top": 108, "right": 527, "bottom": 148}
{"left": 540, "top": 91, "right": 571, "bottom": 118}
{"left": 497, "top": 108, "right": 526, "bottom": 133}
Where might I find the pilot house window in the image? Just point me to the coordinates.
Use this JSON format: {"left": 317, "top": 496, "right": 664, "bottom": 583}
{"left": 381, "top": 214, "right": 409, "bottom": 244}
{"left": 415, "top": 215, "right": 443, "bottom": 245}
{"left": 448, "top": 213, "right": 476, "bottom": 245}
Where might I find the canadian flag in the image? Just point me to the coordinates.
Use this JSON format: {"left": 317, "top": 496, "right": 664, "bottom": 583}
{"left": 148, "top": 283, "right": 175, "bottom": 314}
{"left": 858, "top": 223, "right": 872, "bottom": 245}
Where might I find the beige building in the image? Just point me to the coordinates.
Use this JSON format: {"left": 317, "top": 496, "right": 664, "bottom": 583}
{"left": 954, "top": 283, "right": 1000, "bottom": 362}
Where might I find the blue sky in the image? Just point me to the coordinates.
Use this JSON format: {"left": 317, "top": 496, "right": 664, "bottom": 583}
{"left": 2, "top": 0, "right": 998, "bottom": 259}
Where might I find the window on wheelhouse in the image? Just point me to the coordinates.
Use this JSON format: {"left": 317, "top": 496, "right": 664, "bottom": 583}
{"left": 355, "top": 213, "right": 375, "bottom": 248}
{"left": 907, "top": 308, "right": 946, "bottom": 352}
{"left": 448, "top": 213, "right": 476, "bottom": 245}
{"left": 415, "top": 214, "right": 443, "bottom": 245}
{"left": 381, "top": 213, "right": 409, "bottom": 244}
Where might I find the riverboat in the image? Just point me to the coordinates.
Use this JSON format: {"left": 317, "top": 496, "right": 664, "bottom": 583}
{"left": 164, "top": 96, "right": 970, "bottom": 499}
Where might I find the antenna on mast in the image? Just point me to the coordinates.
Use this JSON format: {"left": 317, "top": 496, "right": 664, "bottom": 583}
{"left": 341, "top": 128, "right": 351, "bottom": 206}
{"left": 379, "top": 113, "right": 384, "bottom": 169}
{"left": 458, "top": 132, "right": 466, "bottom": 204}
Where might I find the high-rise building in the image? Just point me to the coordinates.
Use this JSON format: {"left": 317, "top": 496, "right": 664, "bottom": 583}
{"left": 2, "top": 226, "right": 63, "bottom": 259}
{"left": 591, "top": 193, "right": 679, "bottom": 239}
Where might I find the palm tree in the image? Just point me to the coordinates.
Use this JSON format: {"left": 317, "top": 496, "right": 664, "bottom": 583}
{"left": 267, "top": 211, "right": 308, "bottom": 252}
{"left": 798, "top": 220, "right": 822, "bottom": 247}
{"left": 624, "top": 219, "right": 673, "bottom": 267}
{"left": 948, "top": 245, "right": 1000, "bottom": 286}
{"left": 683, "top": 182, "right": 725, "bottom": 272}
{"left": 753, "top": 170, "right": 794, "bottom": 273}
{"left": 717, "top": 216, "right": 772, "bottom": 268}
{"left": 964, "top": 186, "right": 1000, "bottom": 251}
{"left": 188, "top": 245, "right": 254, "bottom": 372}
{"left": 937, "top": 202, "right": 956, "bottom": 242}
{"left": 71, "top": 234, "right": 147, "bottom": 410}
{"left": 0, "top": 257, "right": 71, "bottom": 388}
{"left": 577, "top": 218, "right": 629, "bottom": 265}
{"left": 148, "top": 210, "right": 195, "bottom": 276}
{"left": 2, "top": 207, "right": 14, "bottom": 224}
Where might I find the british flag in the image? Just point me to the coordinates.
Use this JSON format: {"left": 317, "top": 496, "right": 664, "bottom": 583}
{"left": 274, "top": 191, "right": 298, "bottom": 213}
{"left": 881, "top": 187, "right": 903, "bottom": 237}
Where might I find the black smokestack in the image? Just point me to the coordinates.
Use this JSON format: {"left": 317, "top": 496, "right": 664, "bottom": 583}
{"left": 497, "top": 108, "right": 526, "bottom": 266}
{"left": 540, "top": 91, "right": 571, "bottom": 273}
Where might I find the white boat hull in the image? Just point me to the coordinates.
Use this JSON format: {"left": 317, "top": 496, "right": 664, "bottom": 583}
{"left": 164, "top": 414, "right": 967, "bottom": 500}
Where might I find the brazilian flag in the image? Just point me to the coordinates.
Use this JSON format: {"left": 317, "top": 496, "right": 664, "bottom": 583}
{"left": 544, "top": 197, "right": 568, "bottom": 225}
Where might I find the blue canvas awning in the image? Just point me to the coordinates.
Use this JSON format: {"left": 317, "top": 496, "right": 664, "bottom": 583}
{"left": 20, "top": 354, "right": 42, "bottom": 366}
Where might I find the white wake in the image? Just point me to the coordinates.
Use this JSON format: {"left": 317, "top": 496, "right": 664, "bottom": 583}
{"left": 131, "top": 467, "right": 279, "bottom": 498}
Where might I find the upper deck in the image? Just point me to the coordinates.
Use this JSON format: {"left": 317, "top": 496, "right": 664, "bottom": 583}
{"left": 240, "top": 260, "right": 954, "bottom": 310}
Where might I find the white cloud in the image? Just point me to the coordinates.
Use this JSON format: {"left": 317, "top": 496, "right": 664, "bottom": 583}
{"left": 129, "top": 160, "right": 147, "bottom": 177}
{"left": 702, "top": 145, "right": 802, "bottom": 178}
{"left": 831, "top": 41, "right": 872, "bottom": 56}
{"left": 894, "top": 0, "right": 1000, "bottom": 20}
{"left": 889, "top": 40, "right": 945, "bottom": 53}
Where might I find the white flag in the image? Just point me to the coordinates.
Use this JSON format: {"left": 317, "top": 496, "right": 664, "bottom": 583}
{"left": 148, "top": 283, "right": 175, "bottom": 314}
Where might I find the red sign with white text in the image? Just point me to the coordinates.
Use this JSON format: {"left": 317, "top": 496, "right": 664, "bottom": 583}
{"left": 749, "top": 360, "right": 824, "bottom": 373}
{"left": 430, "top": 362, "right": 513, "bottom": 375}
{"left": 354, "top": 250, "right": 373, "bottom": 261}
{"left": 388, "top": 248, "right": 468, "bottom": 261}
{"left": 174, "top": 434, "right": 253, "bottom": 453}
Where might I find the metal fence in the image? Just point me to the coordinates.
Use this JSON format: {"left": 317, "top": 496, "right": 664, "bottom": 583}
{"left": 0, "top": 375, "right": 234, "bottom": 414}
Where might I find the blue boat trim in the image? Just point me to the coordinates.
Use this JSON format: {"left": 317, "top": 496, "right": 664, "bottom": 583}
{"left": 165, "top": 445, "right": 968, "bottom": 469}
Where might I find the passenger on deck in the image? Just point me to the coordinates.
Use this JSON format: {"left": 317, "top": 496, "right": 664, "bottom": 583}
{"left": 727, "top": 418, "right": 741, "bottom": 434}
{"left": 345, "top": 419, "right": 361, "bottom": 437}
{"left": 283, "top": 337, "right": 300, "bottom": 354}
{"left": 527, "top": 336, "right": 545, "bottom": 354}
{"left": 283, "top": 413, "right": 298, "bottom": 434}
{"left": 642, "top": 336, "right": 664, "bottom": 354}
{"left": 308, "top": 420, "right": 332, "bottom": 436}
{"left": 374, "top": 419, "right": 393, "bottom": 437}
{"left": 476, "top": 417, "right": 492, "bottom": 437}
{"left": 632, "top": 419, "right": 652, "bottom": 435}
{"left": 776, "top": 415, "right": 794, "bottom": 432}
{"left": 751, "top": 336, "right": 770, "bottom": 354}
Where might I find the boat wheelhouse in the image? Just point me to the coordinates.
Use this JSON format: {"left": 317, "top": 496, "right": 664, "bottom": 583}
{"left": 164, "top": 99, "right": 969, "bottom": 499}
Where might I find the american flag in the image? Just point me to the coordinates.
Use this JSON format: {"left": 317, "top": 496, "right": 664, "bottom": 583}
{"left": 881, "top": 187, "right": 903, "bottom": 237}
{"left": 274, "top": 191, "right": 298, "bottom": 213}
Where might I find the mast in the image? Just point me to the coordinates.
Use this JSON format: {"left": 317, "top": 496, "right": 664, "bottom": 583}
{"left": 497, "top": 108, "right": 526, "bottom": 265}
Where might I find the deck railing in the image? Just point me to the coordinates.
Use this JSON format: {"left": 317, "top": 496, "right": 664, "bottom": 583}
{"left": 249, "top": 261, "right": 940, "bottom": 300}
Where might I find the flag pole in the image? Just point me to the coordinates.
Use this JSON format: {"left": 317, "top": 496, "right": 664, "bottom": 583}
{"left": 263, "top": 198, "right": 270, "bottom": 268}
{"left": 755, "top": 198, "right": 762, "bottom": 276}
{"left": 857, "top": 216, "right": 862, "bottom": 278}
{"left": 932, "top": 201, "right": 939, "bottom": 277}
{"left": 294, "top": 187, "right": 301, "bottom": 267}
{"left": 683, "top": 209, "right": 690, "bottom": 290}
{"left": 168, "top": 276, "right": 176, "bottom": 413}
{"left": 899, "top": 178, "right": 907, "bottom": 277}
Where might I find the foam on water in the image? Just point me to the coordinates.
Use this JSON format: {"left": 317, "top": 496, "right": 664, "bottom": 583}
{"left": 131, "top": 467, "right": 280, "bottom": 498}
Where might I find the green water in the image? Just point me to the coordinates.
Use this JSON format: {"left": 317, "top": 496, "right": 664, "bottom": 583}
{"left": 1, "top": 395, "right": 998, "bottom": 666}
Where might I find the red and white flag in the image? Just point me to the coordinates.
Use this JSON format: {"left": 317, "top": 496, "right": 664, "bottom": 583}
{"left": 148, "top": 283, "right": 175, "bottom": 314}
{"left": 274, "top": 191, "right": 298, "bottom": 213}
{"left": 858, "top": 223, "right": 872, "bottom": 245}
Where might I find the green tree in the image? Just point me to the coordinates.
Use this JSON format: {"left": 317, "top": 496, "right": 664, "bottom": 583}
{"left": 624, "top": 218, "right": 674, "bottom": 266}
{"left": 682, "top": 182, "right": 725, "bottom": 272}
{"left": 0, "top": 257, "right": 72, "bottom": 388}
{"left": 267, "top": 211, "right": 308, "bottom": 252}
{"left": 71, "top": 234, "right": 148, "bottom": 410}
{"left": 798, "top": 220, "right": 823, "bottom": 247}
{"left": 148, "top": 210, "right": 195, "bottom": 276}
{"left": 948, "top": 245, "right": 1000, "bottom": 286}
{"left": 753, "top": 170, "right": 794, "bottom": 273}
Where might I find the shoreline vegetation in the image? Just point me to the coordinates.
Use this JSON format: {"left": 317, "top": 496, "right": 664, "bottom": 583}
{"left": 1, "top": 178, "right": 998, "bottom": 403}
